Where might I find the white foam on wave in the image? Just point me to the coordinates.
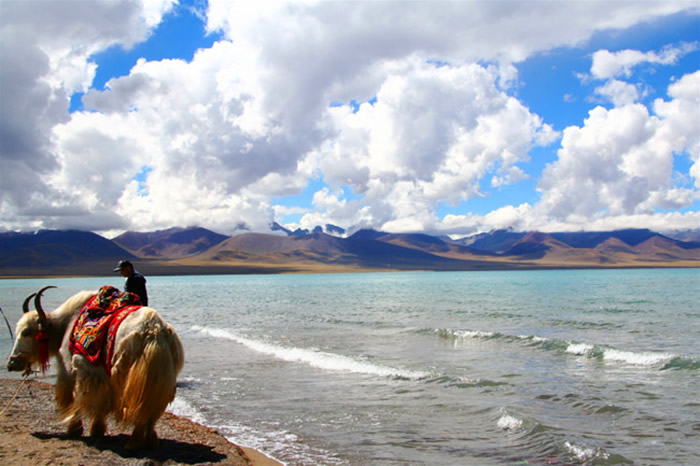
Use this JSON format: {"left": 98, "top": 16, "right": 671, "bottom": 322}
{"left": 564, "top": 441, "right": 609, "bottom": 462}
{"left": 194, "top": 325, "right": 429, "bottom": 380}
{"left": 517, "top": 334, "right": 548, "bottom": 343}
{"left": 497, "top": 413, "right": 523, "bottom": 431}
{"left": 168, "top": 396, "right": 207, "bottom": 425}
{"left": 438, "top": 327, "right": 678, "bottom": 369}
{"left": 180, "top": 376, "right": 202, "bottom": 383}
{"left": 565, "top": 342, "right": 594, "bottom": 355}
{"left": 221, "top": 425, "right": 293, "bottom": 465}
{"left": 168, "top": 399, "right": 293, "bottom": 465}
{"left": 434, "top": 328, "right": 496, "bottom": 339}
{"left": 602, "top": 348, "right": 674, "bottom": 366}
{"left": 565, "top": 341, "right": 674, "bottom": 366}
{"left": 454, "top": 329, "right": 496, "bottom": 339}
{"left": 221, "top": 424, "right": 343, "bottom": 466}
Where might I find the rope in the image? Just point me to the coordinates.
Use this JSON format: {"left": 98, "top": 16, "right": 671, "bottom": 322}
{"left": 0, "top": 304, "right": 13, "bottom": 340}
{"left": 0, "top": 376, "right": 30, "bottom": 416}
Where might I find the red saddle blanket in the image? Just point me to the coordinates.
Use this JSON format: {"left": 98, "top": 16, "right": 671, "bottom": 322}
{"left": 68, "top": 286, "right": 142, "bottom": 375}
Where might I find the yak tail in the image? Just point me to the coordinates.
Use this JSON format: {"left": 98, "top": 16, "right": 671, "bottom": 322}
{"left": 117, "top": 311, "right": 184, "bottom": 426}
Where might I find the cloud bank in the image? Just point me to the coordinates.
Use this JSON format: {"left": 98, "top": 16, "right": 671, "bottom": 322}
{"left": 1, "top": 0, "right": 698, "bottom": 236}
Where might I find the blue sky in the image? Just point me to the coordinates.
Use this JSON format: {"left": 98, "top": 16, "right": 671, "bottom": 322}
{"left": 1, "top": 0, "right": 699, "bottom": 237}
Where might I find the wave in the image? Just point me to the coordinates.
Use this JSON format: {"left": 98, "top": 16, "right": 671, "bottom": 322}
{"left": 193, "top": 325, "right": 430, "bottom": 380}
{"left": 497, "top": 412, "right": 524, "bottom": 431}
{"left": 661, "top": 356, "right": 700, "bottom": 371}
{"left": 218, "top": 420, "right": 342, "bottom": 466}
{"left": 536, "top": 393, "right": 629, "bottom": 416}
{"left": 494, "top": 408, "right": 546, "bottom": 437}
{"left": 170, "top": 395, "right": 317, "bottom": 465}
{"left": 563, "top": 441, "right": 613, "bottom": 464}
{"left": 426, "top": 375, "right": 510, "bottom": 389}
{"left": 175, "top": 376, "right": 202, "bottom": 389}
{"left": 493, "top": 408, "right": 632, "bottom": 465}
{"left": 168, "top": 396, "right": 208, "bottom": 425}
{"left": 596, "top": 306, "right": 648, "bottom": 314}
{"left": 171, "top": 384, "right": 332, "bottom": 465}
{"left": 546, "top": 318, "right": 623, "bottom": 330}
{"left": 491, "top": 409, "right": 564, "bottom": 463}
{"left": 431, "top": 328, "right": 686, "bottom": 370}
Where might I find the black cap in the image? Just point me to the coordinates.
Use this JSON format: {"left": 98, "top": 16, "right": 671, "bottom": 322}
{"left": 113, "top": 260, "right": 133, "bottom": 272}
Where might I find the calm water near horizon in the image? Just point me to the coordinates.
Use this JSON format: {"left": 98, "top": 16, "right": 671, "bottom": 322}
{"left": 1, "top": 268, "right": 699, "bottom": 465}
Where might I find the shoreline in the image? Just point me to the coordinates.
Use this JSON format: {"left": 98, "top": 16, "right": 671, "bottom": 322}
{"left": 1, "top": 261, "right": 698, "bottom": 280}
{"left": 0, "top": 378, "right": 282, "bottom": 465}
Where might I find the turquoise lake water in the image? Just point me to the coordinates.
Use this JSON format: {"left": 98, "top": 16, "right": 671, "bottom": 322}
{"left": 1, "top": 268, "right": 698, "bottom": 464}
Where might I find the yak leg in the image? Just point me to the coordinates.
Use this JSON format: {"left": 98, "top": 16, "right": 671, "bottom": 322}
{"left": 71, "top": 355, "right": 113, "bottom": 438}
{"left": 65, "top": 414, "right": 84, "bottom": 437}
{"left": 143, "top": 420, "right": 158, "bottom": 447}
{"left": 126, "top": 418, "right": 158, "bottom": 450}
{"left": 56, "top": 376, "right": 83, "bottom": 437}
{"left": 55, "top": 358, "right": 75, "bottom": 411}
{"left": 57, "top": 362, "right": 82, "bottom": 437}
{"left": 90, "top": 417, "right": 106, "bottom": 437}
{"left": 56, "top": 346, "right": 80, "bottom": 437}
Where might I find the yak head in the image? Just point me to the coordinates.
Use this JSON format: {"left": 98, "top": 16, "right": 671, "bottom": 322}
{"left": 7, "top": 286, "right": 55, "bottom": 375}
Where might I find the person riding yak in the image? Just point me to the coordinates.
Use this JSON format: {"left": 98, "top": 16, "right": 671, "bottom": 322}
{"left": 113, "top": 260, "right": 148, "bottom": 306}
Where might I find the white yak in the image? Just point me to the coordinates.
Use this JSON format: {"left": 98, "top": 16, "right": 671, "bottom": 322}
{"left": 7, "top": 286, "right": 184, "bottom": 449}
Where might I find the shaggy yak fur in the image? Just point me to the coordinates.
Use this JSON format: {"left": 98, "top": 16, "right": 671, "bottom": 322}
{"left": 7, "top": 287, "right": 184, "bottom": 449}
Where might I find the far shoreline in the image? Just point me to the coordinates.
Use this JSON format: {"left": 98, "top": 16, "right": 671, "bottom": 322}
{"left": 1, "top": 261, "right": 698, "bottom": 280}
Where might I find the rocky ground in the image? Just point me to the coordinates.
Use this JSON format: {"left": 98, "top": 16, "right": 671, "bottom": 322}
{"left": 0, "top": 378, "right": 279, "bottom": 465}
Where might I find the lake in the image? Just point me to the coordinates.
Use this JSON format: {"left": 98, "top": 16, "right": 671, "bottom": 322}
{"left": 1, "top": 268, "right": 698, "bottom": 464}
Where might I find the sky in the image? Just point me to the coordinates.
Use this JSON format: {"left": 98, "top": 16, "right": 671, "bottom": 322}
{"left": 1, "top": 0, "right": 699, "bottom": 238}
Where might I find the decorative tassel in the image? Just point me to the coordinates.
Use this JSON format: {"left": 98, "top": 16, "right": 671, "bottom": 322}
{"left": 36, "top": 329, "right": 50, "bottom": 373}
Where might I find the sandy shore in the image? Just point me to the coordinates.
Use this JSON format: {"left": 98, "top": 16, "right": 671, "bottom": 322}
{"left": 0, "top": 378, "right": 281, "bottom": 465}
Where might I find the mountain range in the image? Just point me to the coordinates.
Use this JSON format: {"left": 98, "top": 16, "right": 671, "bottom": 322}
{"left": 0, "top": 226, "right": 698, "bottom": 277}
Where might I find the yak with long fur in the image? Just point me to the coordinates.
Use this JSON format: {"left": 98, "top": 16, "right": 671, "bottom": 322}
{"left": 7, "top": 286, "right": 184, "bottom": 449}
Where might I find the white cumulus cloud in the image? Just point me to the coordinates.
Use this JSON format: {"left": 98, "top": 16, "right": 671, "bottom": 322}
{"left": 591, "top": 42, "right": 699, "bottom": 79}
{"left": 1, "top": 0, "right": 698, "bottom": 236}
{"left": 537, "top": 71, "right": 700, "bottom": 225}
{"left": 0, "top": 0, "right": 176, "bottom": 230}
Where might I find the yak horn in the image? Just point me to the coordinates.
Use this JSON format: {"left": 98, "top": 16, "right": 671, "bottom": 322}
{"left": 33, "top": 286, "right": 56, "bottom": 325}
{"left": 22, "top": 293, "right": 37, "bottom": 314}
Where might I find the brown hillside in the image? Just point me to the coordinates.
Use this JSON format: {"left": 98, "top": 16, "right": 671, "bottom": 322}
{"left": 195, "top": 233, "right": 348, "bottom": 259}
{"left": 633, "top": 236, "right": 700, "bottom": 262}
{"left": 595, "top": 237, "right": 638, "bottom": 255}
{"left": 504, "top": 232, "right": 571, "bottom": 259}
{"left": 113, "top": 227, "right": 228, "bottom": 259}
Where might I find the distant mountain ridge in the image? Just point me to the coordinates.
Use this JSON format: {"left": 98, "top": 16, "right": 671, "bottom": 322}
{"left": 1, "top": 226, "right": 698, "bottom": 276}
{"left": 0, "top": 230, "right": 134, "bottom": 275}
{"left": 113, "top": 227, "right": 228, "bottom": 258}
{"left": 458, "top": 228, "right": 700, "bottom": 253}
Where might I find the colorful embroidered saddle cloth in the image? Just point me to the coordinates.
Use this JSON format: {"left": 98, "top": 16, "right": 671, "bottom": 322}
{"left": 68, "top": 285, "right": 142, "bottom": 375}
